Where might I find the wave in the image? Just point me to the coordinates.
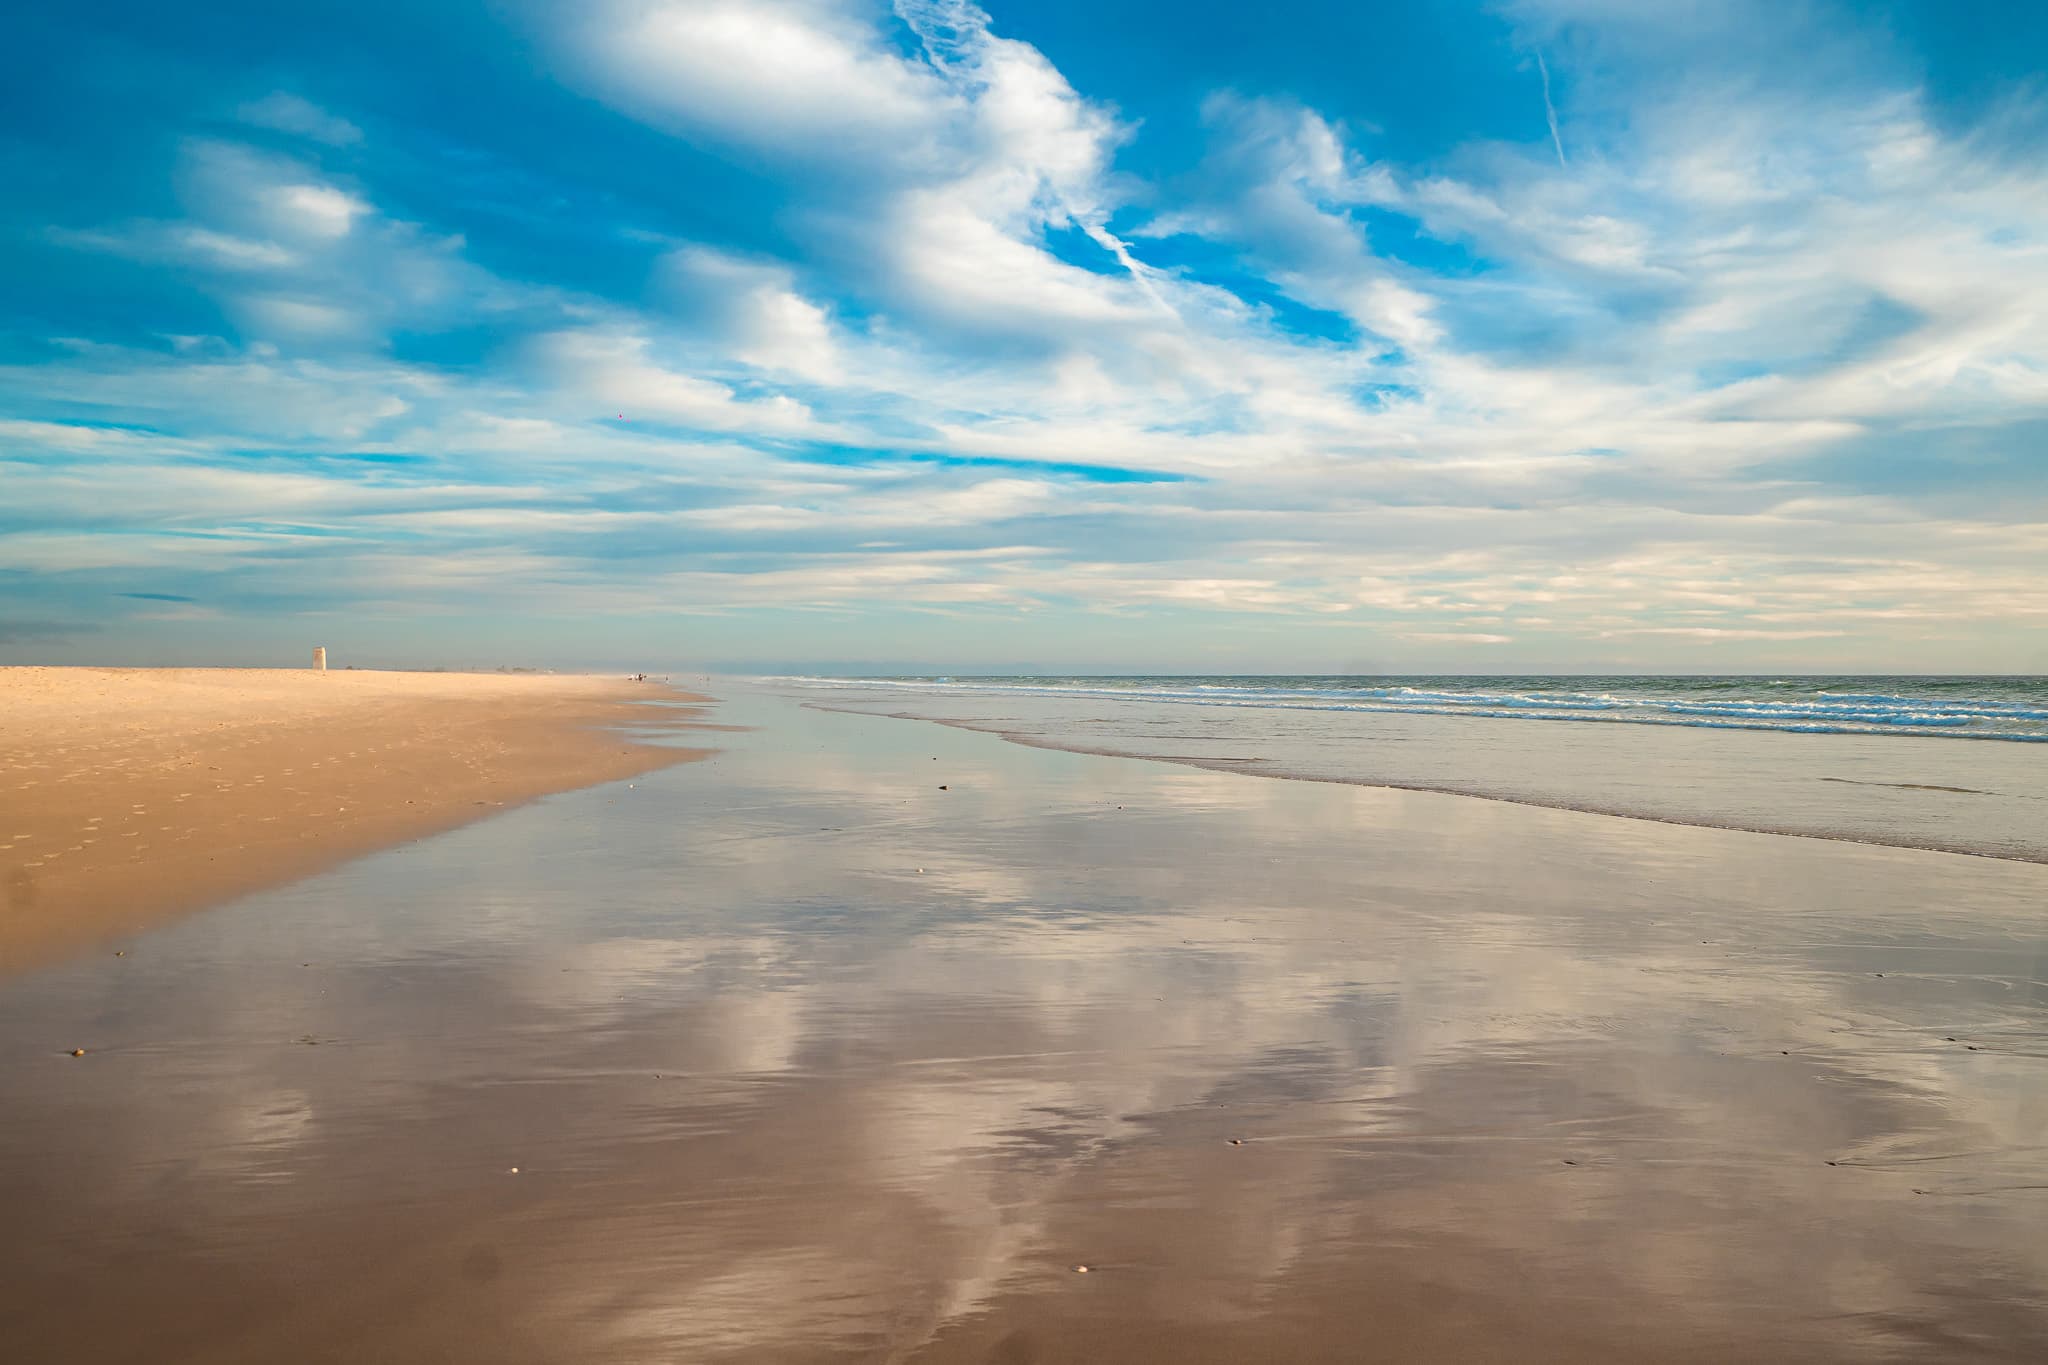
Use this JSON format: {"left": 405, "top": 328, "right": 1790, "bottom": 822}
{"left": 771, "top": 675, "right": 2048, "bottom": 744}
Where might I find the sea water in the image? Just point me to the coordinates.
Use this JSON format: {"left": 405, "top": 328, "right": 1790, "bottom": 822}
{"left": 774, "top": 675, "right": 2048, "bottom": 861}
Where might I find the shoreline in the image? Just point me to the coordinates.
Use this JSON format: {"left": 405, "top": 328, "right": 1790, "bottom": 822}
{"left": 0, "top": 667, "right": 714, "bottom": 974}
{"left": 7, "top": 689, "right": 2045, "bottom": 1361}
{"left": 808, "top": 701, "right": 2048, "bottom": 865}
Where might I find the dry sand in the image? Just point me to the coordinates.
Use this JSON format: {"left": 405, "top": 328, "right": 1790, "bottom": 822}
{"left": 0, "top": 667, "right": 709, "bottom": 973}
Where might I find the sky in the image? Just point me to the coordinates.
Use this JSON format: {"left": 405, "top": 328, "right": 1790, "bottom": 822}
{"left": 3, "top": 0, "right": 2045, "bottom": 675}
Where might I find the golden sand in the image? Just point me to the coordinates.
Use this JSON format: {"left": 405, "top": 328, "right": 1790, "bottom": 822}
{"left": 0, "top": 667, "right": 709, "bottom": 973}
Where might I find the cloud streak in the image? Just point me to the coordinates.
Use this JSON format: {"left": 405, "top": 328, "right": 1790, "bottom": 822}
{"left": 1537, "top": 51, "right": 1567, "bottom": 168}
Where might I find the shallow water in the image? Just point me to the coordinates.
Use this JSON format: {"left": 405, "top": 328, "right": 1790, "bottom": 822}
{"left": 3, "top": 690, "right": 2046, "bottom": 1362}
{"left": 786, "top": 677, "right": 2048, "bottom": 861}
{"left": 782, "top": 674, "right": 2048, "bottom": 743}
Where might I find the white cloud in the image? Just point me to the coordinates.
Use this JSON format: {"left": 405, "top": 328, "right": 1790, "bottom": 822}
{"left": 45, "top": 221, "right": 300, "bottom": 272}
{"left": 237, "top": 92, "right": 363, "bottom": 146}
{"left": 233, "top": 294, "right": 361, "bottom": 338}
{"left": 262, "top": 183, "right": 367, "bottom": 240}
{"left": 662, "top": 247, "right": 843, "bottom": 382}
{"left": 532, "top": 327, "right": 816, "bottom": 434}
{"left": 174, "top": 227, "right": 299, "bottom": 270}
{"left": 10, "top": 0, "right": 2048, "bottom": 669}
{"left": 51, "top": 138, "right": 546, "bottom": 351}
{"left": 573, "top": 0, "right": 947, "bottom": 158}
{"left": 1400, "top": 632, "right": 1513, "bottom": 644}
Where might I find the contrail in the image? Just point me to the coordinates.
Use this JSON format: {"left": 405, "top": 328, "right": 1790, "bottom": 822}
{"left": 1537, "top": 51, "right": 1567, "bottom": 168}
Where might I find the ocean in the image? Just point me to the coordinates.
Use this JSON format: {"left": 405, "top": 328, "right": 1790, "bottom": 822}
{"left": 774, "top": 675, "right": 2048, "bottom": 861}
{"left": 779, "top": 675, "right": 2048, "bottom": 742}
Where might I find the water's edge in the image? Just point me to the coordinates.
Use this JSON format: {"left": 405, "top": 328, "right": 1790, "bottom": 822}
{"left": 809, "top": 703, "right": 2046, "bottom": 866}
{"left": 781, "top": 674, "right": 2048, "bottom": 742}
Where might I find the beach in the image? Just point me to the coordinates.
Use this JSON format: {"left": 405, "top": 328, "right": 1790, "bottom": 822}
{"left": 0, "top": 667, "right": 708, "bottom": 974}
{"left": 788, "top": 675, "right": 2048, "bottom": 862}
{"left": 14, "top": 0, "right": 2046, "bottom": 1356}
{"left": 3, "top": 684, "right": 2045, "bottom": 1362}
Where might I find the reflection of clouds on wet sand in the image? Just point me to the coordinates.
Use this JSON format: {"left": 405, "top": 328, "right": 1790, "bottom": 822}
{"left": 2, "top": 694, "right": 2046, "bottom": 1361}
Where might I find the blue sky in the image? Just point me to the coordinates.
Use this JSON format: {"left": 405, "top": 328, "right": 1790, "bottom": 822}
{"left": 3, "top": 0, "right": 2045, "bottom": 673}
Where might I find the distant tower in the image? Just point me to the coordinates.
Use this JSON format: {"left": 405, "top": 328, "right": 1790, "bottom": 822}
{"left": 312, "top": 647, "right": 327, "bottom": 672}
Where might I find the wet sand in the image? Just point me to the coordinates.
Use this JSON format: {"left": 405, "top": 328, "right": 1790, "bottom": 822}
{"left": 2, "top": 688, "right": 2046, "bottom": 1361}
{"left": 795, "top": 680, "right": 2048, "bottom": 862}
{"left": 0, "top": 667, "right": 709, "bottom": 973}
